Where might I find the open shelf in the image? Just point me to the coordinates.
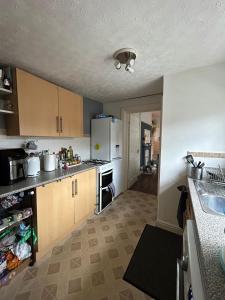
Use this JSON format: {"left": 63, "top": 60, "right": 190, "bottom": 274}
{"left": 0, "top": 87, "right": 12, "bottom": 95}
{"left": 0, "top": 109, "right": 14, "bottom": 114}
{"left": 0, "top": 258, "right": 31, "bottom": 287}
{"left": 0, "top": 212, "right": 33, "bottom": 234}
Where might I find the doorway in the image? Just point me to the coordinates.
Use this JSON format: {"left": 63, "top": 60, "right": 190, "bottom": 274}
{"left": 124, "top": 110, "right": 161, "bottom": 196}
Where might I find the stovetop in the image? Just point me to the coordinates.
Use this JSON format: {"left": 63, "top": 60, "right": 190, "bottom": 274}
{"left": 84, "top": 159, "right": 111, "bottom": 166}
{"left": 83, "top": 159, "right": 113, "bottom": 172}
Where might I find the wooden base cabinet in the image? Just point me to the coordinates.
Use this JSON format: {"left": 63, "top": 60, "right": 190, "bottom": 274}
{"left": 36, "top": 177, "right": 75, "bottom": 257}
{"left": 74, "top": 168, "right": 97, "bottom": 224}
{"left": 36, "top": 169, "right": 96, "bottom": 259}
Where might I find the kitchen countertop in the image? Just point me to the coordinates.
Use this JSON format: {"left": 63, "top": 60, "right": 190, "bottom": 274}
{"left": 0, "top": 164, "right": 96, "bottom": 198}
{"left": 188, "top": 178, "right": 225, "bottom": 300}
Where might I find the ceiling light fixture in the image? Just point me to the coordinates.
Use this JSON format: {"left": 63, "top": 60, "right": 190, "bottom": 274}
{"left": 113, "top": 48, "right": 137, "bottom": 73}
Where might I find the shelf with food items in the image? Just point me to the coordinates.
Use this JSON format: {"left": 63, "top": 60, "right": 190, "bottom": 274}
{"left": 58, "top": 146, "right": 82, "bottom": 169}
{"left": 0, "top": 190, "right": 37, "bottom": 287}
{"left": 0, "top": 66, "right": 12, "bottom": 95}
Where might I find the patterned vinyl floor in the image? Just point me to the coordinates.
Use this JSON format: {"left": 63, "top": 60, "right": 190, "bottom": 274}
{"left": 1, "top": 190, "right": 157, "bottom": 300}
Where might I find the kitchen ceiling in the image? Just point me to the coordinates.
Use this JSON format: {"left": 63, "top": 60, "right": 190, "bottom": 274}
{"left": 0, "top": 1, "right": 225, "bottom": 102}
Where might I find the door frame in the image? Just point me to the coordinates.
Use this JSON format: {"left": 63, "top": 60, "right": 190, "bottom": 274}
{"left": 127, "top": 112, "right": 142, "bottom": 188}
{"left": 121, "top": 109, "right": 130, "bottom": 191}
{"left": 121, "top": 108, "right": 162, "bottom": 194}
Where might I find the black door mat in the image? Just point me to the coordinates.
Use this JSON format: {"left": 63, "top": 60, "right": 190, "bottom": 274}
{"left": 123, "top": 225, "right": 182, "bottom": 300}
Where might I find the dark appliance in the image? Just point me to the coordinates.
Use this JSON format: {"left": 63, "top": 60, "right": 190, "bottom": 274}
{"left": 0, "top": 148, "right": 28, "bottom": 186}
{"left": 99, "top": 168, "right": 113, "bottom": 213}
{"left": 84, "top": 159, "right": 113, "bottom": 214}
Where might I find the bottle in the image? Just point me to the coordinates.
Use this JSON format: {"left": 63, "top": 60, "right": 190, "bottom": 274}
{"left": 69, "top": 146, "right": 73, "bottom": 159}
{"left": 67, "top": 148, "right": 71, "bottom": 160}
{"left": 3, "top": 68, "right": 11, "bottom": 90}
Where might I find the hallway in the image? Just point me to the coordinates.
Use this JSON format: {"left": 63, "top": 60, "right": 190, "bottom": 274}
{"left": 129, "top": 172, "right": 158, "bottom": 196}
{"left": 1, "top": 190, "right": 156, "bottom": 300}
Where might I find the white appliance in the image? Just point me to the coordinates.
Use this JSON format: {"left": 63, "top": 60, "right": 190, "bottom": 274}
{"left": 26, "top": 155, "right": 40, "bottom": 177}
{"left": 111, "top": 158, "right": 124, "bottom": 197}
{"left": 91, "top": 117, "right": 123, "bottom": 197}
{"left": 43, "top": 153, "right": 56, "bottom": 172}
{"left": 84, "top": 160, "right": 113, "bottom": 214}
{"left": 91, "top": 117, "right": 122, "bottom": 161}
{"left": 177, "top": 220, "right": 205, "bottom": 300}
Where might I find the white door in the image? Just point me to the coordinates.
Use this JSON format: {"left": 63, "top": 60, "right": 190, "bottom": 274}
{"left": 128, "top": 113, "right": 141, "bottom": 187}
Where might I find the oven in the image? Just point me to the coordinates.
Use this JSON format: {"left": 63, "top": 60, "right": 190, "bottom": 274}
{"left": 97, "top": 168, "right": 113, "bottom": 213}
{"left": 177, "top": 220, "right": 205, "bottom": 300}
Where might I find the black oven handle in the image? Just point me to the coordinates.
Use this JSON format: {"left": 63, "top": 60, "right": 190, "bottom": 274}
{"left": 176, "top": 259, "right": 184, "bottom": 300}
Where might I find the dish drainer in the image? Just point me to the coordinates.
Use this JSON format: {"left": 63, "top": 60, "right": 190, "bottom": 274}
{"left": 205, "top": 166, "right": 225, "bottom": 184}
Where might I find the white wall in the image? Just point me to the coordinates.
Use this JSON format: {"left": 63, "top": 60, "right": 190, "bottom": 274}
{"left": 0, "top": 130, "right": 90, "bottom": 160}
{"left": 158, "top": 62, "right": 225, "bottom": 229}
{"left": 103, "top": 94, "right": 162, "bottom": 118}
{"left": 140, "top": 112, "right": 152, "bottom": 125}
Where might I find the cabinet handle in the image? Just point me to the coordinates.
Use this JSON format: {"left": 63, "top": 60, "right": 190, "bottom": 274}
{"left": 60, "top": 116, "right": 63, "bottom": 133}
{"left": 56, "top": 116, "right": 59, "bottom": 132}
{"left": 75, "top": 179, "right": 78, "bottom": 195}
{"left": 72, "top": 180, "right": 75, "bottom": 197}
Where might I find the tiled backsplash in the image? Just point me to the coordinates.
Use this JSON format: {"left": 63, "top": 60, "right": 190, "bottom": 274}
{"left": 0, "top": 130, "right": 90, "bottom": 160}
{"left": 187, "top": 151, "right": 225, "bottom": 158}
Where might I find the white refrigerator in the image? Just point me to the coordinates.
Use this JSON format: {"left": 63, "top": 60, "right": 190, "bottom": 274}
{"left": 91, "top": 117, "right": 124, "bottom": 197}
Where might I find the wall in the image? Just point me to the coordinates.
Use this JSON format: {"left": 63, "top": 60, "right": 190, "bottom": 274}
{"left": 103, "top": 94, "right": 162, "bottom": 118}
{"left": 158, "top": 62, "right": 225, "bottom": 230}
{"left": 83, "top": 97, "right": 103, "bottom": 135}
{"left": 0, "top": 132, "right": 90, "bottom": 159}
{"left": 140, "top": 112, "right": 152, "bottom": 125}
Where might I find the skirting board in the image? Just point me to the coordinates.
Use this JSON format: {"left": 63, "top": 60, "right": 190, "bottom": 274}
{"left": 156, "top": 219, "right": 183, "bottom": 236}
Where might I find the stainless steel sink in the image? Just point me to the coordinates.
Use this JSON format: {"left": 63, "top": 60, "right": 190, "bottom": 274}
{"left": 194, "top": 181, "right": 225, "bottom": 216}
{"left": 199, "top": 195, "right": 225, "bottom": 216}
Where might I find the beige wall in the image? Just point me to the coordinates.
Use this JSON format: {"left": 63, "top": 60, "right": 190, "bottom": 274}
{"left": 158, "top": 62, "right": 225, "bottom": 230}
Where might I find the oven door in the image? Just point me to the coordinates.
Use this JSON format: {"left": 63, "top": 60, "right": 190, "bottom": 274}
{"left": 100, "top": 186, "right": 112, "bottom": 211}
{"left": 100, "top": 169, "right": 113, "bottom": 188}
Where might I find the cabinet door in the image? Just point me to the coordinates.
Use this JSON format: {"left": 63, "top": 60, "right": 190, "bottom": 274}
{"left": 58, "top": 87, "right": 83, "bottom": 137}
{"left": 57, "top": 177, "right": 75, "bottom": 237}
{"left": 74, "top": 169, "right": 96, "bottom": 224}
{"left": 16, "top": 68, "right": 59, "bottom": 136}
{"left": 36, "top": 182, "right": 60, "bottom": 255}
{"left": 36, "top": 177, "right": 75, "bottom": 257}
{"left": 87, "top": 168, "right": 97, "bottom": 214}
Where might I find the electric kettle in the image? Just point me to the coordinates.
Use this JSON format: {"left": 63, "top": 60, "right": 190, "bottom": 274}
{"left": 26, "top": 153, "right": 40, "bottom": 177}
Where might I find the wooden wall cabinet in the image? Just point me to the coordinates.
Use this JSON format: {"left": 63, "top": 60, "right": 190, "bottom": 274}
{"left": 6, "top": 68, "right": 83, "bottom": 137}
{"left": 58, "top": 87, "right": 83, "bottom": 137}
{"left": 36, "top": 168, "right": 96, "bottom": 259}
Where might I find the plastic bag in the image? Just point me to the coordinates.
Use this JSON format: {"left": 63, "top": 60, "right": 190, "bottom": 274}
{"left": 12, "top": 242, "right": 31, "bottom": 261}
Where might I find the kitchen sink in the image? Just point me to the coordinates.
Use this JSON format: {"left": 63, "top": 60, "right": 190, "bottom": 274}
{"left": 194, "top": 181, "right": 225, "bottom": 216}
{"left": 200, "top": 195, "right": 225, "bottom": 216}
